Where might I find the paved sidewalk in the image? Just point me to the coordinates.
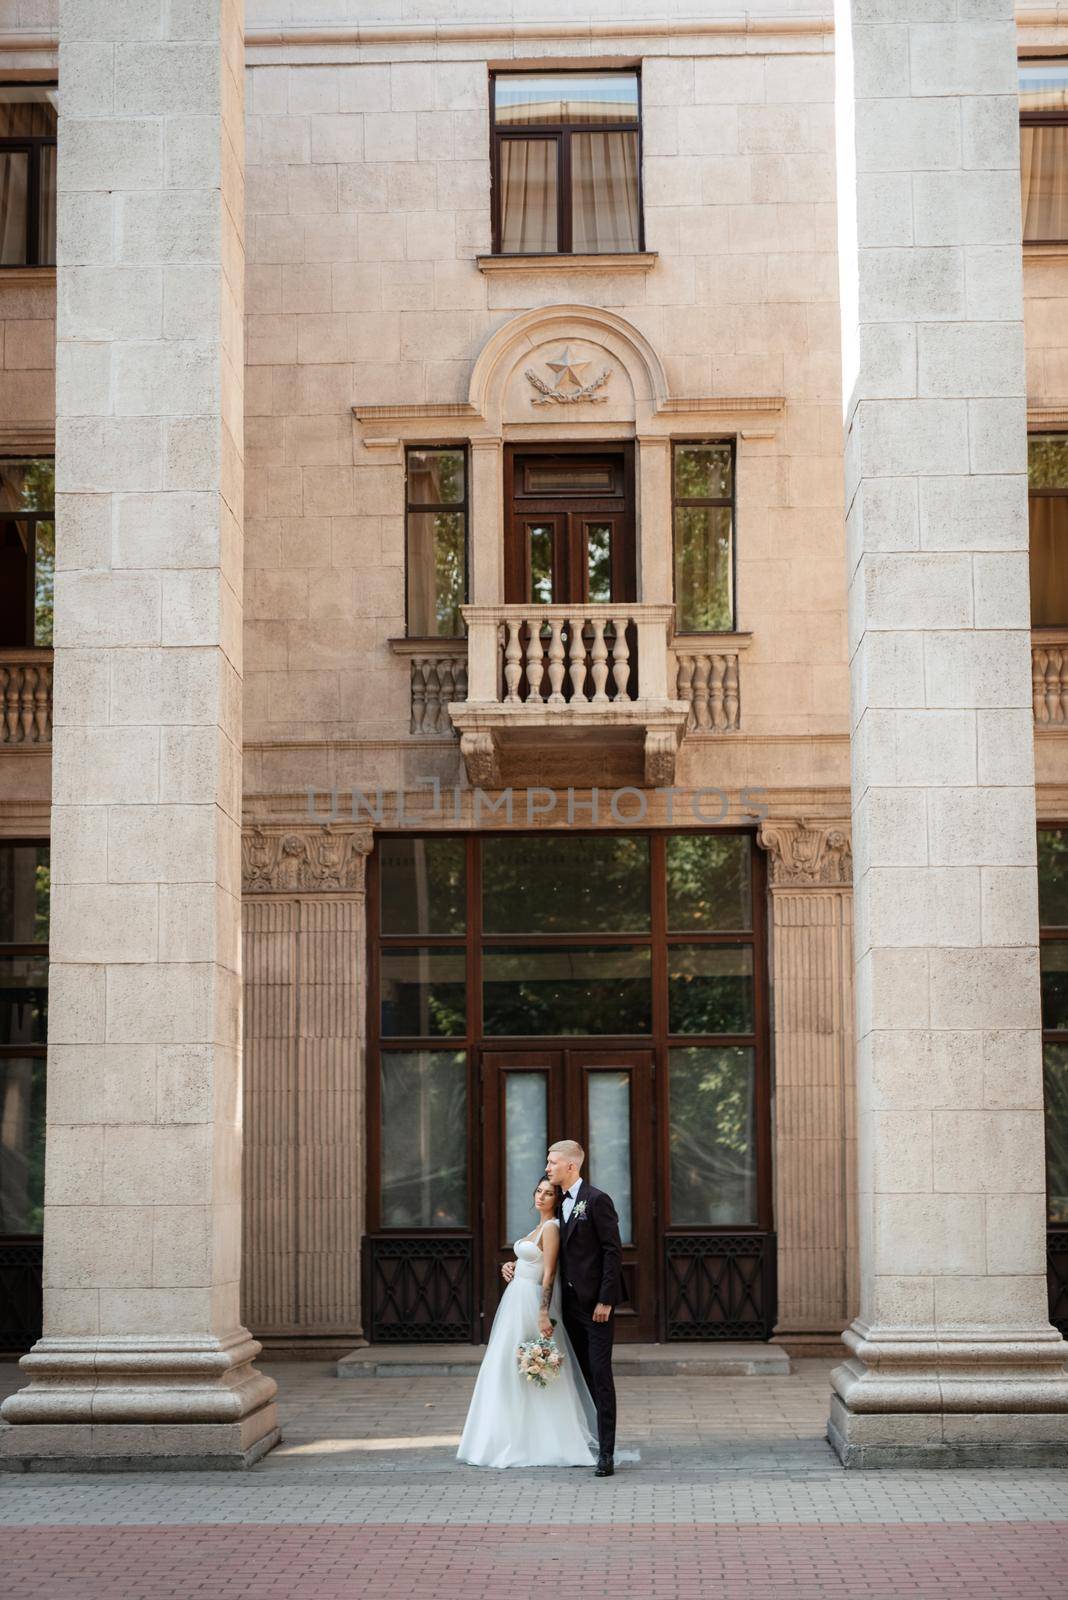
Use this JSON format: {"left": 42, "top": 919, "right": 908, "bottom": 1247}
{"left": 3, "top": 1359, "right": 1068, "bottom": 1597}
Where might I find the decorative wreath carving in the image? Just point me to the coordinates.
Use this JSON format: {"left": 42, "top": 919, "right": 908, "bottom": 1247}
{"left": 524, "top": 365, "right": 612, "bottom": 405}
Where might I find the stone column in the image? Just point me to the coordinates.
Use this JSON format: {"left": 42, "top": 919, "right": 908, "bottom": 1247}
{"left": 469, "top": 438, "right": 503, "bottom": 606}
{"left": 241, "top": 824, "right": 370, "bottom": 1354}
{"left": 637, "top": 436, "right": 672, "bottom": 603}
{"left": 833, "top": 0, "right": 1068, "bottom": 1465}
{"left": 759, "top": 821, "right": 857, "bottom": 1351}
{"left": 0, "top": 0, "right": 280, "bottom": 1469}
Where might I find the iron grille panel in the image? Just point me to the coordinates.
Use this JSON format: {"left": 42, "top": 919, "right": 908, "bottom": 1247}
{"left": 0, "top": 1237, "right": 42, "bottom": 1354}
{"left": 665, "top": 1231, "right": 776, "bottom": 1341}
{"left": 367, "top": 1235, "right": 474, "bottom": 1342}
{"left": 1049, "top": 1229, "right": 1068, "bottom": 1336}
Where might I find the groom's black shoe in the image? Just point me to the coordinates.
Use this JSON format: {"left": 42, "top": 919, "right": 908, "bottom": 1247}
{"left": 595, "top": 1454, "right": 614, "bottom": 1477}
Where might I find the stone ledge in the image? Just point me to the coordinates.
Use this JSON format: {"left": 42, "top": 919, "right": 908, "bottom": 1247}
{"left": 0, "top": 266, "right": 55, "bottom": 286}
{"left": 0, "top": 1416, "right": 281, "bottom": 1473}
{"left": 337, "top": 1341, "right": 790, "bottom": 1379}
{"left": 477, "top": 252, "right": 658, "bottom": 274}
{"left": 828, "top": 1393, "right": 1068, "bottom": 1470}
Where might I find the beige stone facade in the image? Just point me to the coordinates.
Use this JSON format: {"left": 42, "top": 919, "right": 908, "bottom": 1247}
{"left": 0, "top": 0, "right": 1067, "bottom": 1468}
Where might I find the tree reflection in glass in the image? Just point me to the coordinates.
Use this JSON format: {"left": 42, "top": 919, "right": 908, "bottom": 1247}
{"left": 669, "top": 1046, "right": 756, "bottom": 1225}
{"left": 381, "top": 1049, "right": 468, "bottom": 1228}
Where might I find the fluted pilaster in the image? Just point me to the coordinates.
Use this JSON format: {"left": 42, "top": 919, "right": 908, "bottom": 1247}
{"left": 760, "top": 821, "right": 856, "bottom": 1347}
{"left": 241, "top": 826, "right": 369, "bottom": 1351}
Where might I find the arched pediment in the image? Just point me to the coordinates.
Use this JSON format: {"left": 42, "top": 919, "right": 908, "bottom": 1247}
{"left": 468, "top": 304, "right": 669, "bottom": 430}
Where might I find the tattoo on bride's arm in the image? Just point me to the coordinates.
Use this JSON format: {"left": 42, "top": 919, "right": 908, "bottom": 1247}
{"left": 540, "top": 1284, "right": 553, "bottom": 1312}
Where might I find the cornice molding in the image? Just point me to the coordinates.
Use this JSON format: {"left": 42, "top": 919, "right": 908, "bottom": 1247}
{"left": 1029, "top": 404, "right": 1068, "bottom": 427}
{"left": 352, "top": 393, "right": 785, "bottom": 428}
{"left": 4, "top": 11, "right": 1060, "bottom": 65}
{"left": 0, "top": 423, "right": 54, "bottom": 454}
{"left": 246, "top": 16, "right": 834, "bottom": 50}
{"left": 0, "top": 266, "right": 54, "bottom": 285}
{"left": 758, "top": 818, "right": 852, "bottom": 888}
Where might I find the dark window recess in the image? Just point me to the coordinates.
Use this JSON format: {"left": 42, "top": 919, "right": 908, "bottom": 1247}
{"left": 491, "top": 70, "right": 643, "bottom": 256}
{"left": 1029, "top": 434, "right": 1068, "bottom": 628}
{"left": 0, "top": 458, "right": 54, "bottom": 648}
{"left": 0, "top": 842, "right": 48, "bottom": 1240}
{"left": 0, "top": 85, "right": 56, "bottom": 267}
{"left": 1039, "top": 827, "right": 1068, "bottom": 1335}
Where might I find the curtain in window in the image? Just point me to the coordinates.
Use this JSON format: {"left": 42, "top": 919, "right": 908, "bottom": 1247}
{"left": 1030, "top": 494, "right": 1068, "bottom": 626}
{"left": 0, "top": 152, "right": 28, "bottom": 265}
{"left": 572, "top": 131, "right": 640, "bottom": 253}
{"left": 1021, "top": 125, "right": 1068, "bottom": 242}
{"left": 499, "top": 139, "right": 557, "bottom": 253}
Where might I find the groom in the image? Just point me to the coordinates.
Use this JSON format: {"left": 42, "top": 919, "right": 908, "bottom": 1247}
{"left": 545, "top": 1139, "right": 622, "bottom": 1477}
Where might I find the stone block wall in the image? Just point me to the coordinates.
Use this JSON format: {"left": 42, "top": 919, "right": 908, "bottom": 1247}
{"left": 241, "top": 17, "right": 849, "bottom": 790}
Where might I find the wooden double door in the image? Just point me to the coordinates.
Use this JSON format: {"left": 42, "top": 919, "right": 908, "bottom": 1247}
{"left": 504, "top": 446, "right": 637, "bottom": 608}
{"left": 480, "top": 1045, "right": 655, "bottom": 1342}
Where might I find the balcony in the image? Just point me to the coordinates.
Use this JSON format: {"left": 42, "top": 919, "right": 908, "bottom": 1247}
{"left": 448, "top": 604, "right": 689, "bottom": 787}
{"left": 0, "top": 649, "right": 53, "bottom": 746}
{"left": 1034, "top": 630, "right": 1068, "bottom": 726}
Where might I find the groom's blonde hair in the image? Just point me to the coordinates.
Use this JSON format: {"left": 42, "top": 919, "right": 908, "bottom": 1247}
{"left": 549, "top": 1139, "right": 585, "bottom": 1167}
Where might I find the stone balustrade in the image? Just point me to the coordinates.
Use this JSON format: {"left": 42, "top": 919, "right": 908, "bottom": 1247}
{"left": 410, "top": 650, "right": 468, "bottom": 735}
{"left": 389, "top": 640, "right": 468, "bottom": 736}
{"left": 464, "top": 603, "right": 674, "bottom": 707}
{"left": 451, "top": 604, "right": 687, "bottom": 787}
{"left": 673, "top": 643, "right": 742, "bottom": 733}
{"left": 1033, "top": 631, "right": 1068, "bottom": 725}
{"left": 0, "top": 650, "right": 53, "bottom": 745}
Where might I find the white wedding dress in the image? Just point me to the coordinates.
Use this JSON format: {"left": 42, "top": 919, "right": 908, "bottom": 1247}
{"left": 456, "top": 1219, "right": 598, "bottom": 1468}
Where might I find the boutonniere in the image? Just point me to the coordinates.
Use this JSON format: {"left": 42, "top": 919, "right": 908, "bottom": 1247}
{"left": 572, "top": 1200, "right": 587, "bottom": 1219}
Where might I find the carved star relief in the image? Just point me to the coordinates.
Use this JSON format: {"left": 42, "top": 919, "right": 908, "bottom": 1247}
{"left": 524, "top": 346, "right": 612, "bottom": 405}
{"left": 545, "top": 346, "right": 589, "bottom": 391}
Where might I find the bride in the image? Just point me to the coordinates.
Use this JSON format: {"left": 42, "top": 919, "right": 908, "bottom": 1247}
{"left": 456, "top": 1178, "right": 598, "bottom": 1468}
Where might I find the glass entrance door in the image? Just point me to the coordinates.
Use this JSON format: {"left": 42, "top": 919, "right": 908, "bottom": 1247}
{"left": 482, "top": 1046, "right": 656, "bottom": 1341}
{"left": 366, "top": 830, "right": 775, "bottom": 1346}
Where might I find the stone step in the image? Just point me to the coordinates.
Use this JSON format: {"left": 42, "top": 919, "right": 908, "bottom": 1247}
{"left": 337, "top": 1342, "right": 791, "bottom": 1379}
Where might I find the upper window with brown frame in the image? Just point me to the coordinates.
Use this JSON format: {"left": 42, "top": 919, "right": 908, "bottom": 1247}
{"left": 672, "top": 442, "right": 735, "bottom": 634}
{"left": 405, "top": 446, "right": 468, "bottom": 638}
{"left": 1020, "top": 59, "right": 1068, "bottom": 244}
{"left": 0, "top": 85, "right": 56, "bottom": 267}
{"left": 1029, "top": 433, "right": 1068, "bottom": 628}
{"left": 491, "top": 70, "right": 642, "bottom": 256}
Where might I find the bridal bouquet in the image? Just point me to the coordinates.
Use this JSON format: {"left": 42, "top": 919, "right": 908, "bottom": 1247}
{"left": 516, "top": 1334, "right": 564, "bottom": 1388}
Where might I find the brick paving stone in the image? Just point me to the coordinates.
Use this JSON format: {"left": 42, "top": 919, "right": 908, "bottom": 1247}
{"left": 3, "top": 1360, "right": 1068, "bottom": 1596}
{"left": 1, "top": 1524, "right": 1067, "bottom": 1600}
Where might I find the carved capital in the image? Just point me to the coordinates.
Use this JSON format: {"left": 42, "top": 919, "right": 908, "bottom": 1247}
{"left": 242, "top": 825, "right": 372, "bottom": 894}
{"left": 758, "top": 819, "right": 852, "bottom": 888}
